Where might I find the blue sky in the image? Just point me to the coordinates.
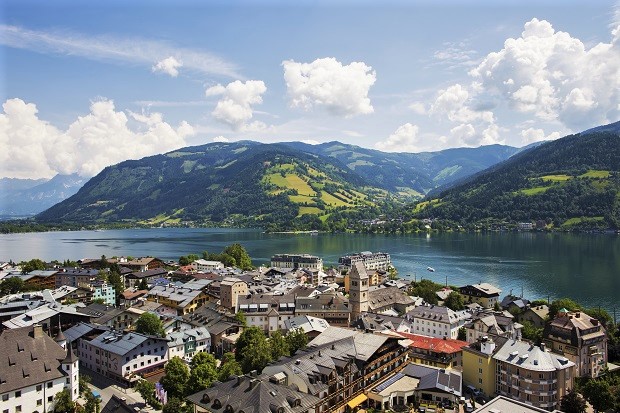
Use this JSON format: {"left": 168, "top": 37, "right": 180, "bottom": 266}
{"left": 1, "top": 0, "right": 619, "bottom": 179}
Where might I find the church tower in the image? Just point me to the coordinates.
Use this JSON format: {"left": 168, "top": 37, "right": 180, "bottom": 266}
{"left": 349, "top": 261, "right": 369, "bottom": 321}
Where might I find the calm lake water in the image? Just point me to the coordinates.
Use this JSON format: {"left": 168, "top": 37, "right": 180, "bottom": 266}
{"left": 1, "top": 228, "right": 618, "bottom": 313}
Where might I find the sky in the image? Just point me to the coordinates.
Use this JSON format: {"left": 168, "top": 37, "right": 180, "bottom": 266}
{"left": 1, "top": 0, "right": 619, "bottom": 179}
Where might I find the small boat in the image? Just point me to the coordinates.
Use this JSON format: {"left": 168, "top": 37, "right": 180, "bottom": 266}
{"left": 427, "top": 266, "right": 435, "bottom": 272}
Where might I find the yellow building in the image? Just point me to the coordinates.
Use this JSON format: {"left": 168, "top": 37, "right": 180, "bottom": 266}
{"left": 462, "top": 337, "right": 498, "bottom": 397}
{"left": 147, "top": 285, "right": 207, "bottom": 315}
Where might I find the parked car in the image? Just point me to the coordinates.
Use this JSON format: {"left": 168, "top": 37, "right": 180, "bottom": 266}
{"left": 464, "top": 401, "right": 474, "bottom": 413}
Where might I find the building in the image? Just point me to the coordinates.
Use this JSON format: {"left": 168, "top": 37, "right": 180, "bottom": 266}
{"left": 270, "top": 254, "right": 323, "bottom": 271}
{"left": 406, "top": 304, "right": 470, "bottom": 339}
{"left": 261, "top": 326, "right": 411, "bottom": 413}
{"left": 191, "top": 260, "right": 224, "bottom": 272}
{"left": 462, "top": 336, "right": 503, "bottom": 398}
{"left": 186, "top": 374, "right": 321, "bottom": 413}
{"left": 295, "top": 292, "right": 352, "bottom": 327}
{"left": 352, "top": 313, "right": 414, "bottom": 334}
{"left": 183, "top": 303, "right": 244, "bottom": 356}
{"left": 0, "top": 325, "right": 79, "bottom": 413}
{"left": 473, "top": 395, "right": 563, "bottom": 413}
{"left": 459, "top": 283, "right": 502, "bottom": 308}
{"left": 20, "top": 270, "right": 58, "bottom": 290}
{"left": 124, "top": 268, "right": 168, "bottom": 289}
{"left": 338, "top": 251, "right": 391, "bottom": 271}
{"left": 464, "top": 310, "right": 522, "bottom": 343}
{"left": 219, "top": 277, "right": 248, "bottom": 311}
{"left": 91, "top": 282, "right": 116, "bottom": 305}
{"left": 284, "top": 315, "right": 329, "bottom": 340}
{"left": 349, "top": 261, "right": 369, "bottom": 321}
{"left": 167, "top": 327, "right": 211, "bottom": 361}
{"left": 543, "top": 310, "right": 607, "bottom": 378}
{"left": 493, "top": 339, "right": 575, "bottom": 411}
{"left": 398, "top": 332, "right": 468, "bottom": 370}
{"left": 121, "top": 257, "right": 165, "bottom": 272}
{"left": 65, "top": 323, "right": 169, "bottom": 384}
{"left": 147, "top": 284, "right": 208, "bottom": 315}
{"left": 237, "top": 293, "right": 296, "bottom": 334}
{"left": 518, "top": 305, "right": 550, "bottom": 329}
{"left": 56, "top": 268, "right": 100, "bottom": 288}
{"left": 367, "top": 286, "right": 418, "bottom": 315}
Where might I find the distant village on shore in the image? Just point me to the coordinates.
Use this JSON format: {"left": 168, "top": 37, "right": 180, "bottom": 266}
{"left": 0, "top": 248, "right": 618, "bottom": 413}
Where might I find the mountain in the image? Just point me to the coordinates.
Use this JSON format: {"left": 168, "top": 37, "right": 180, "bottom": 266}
{"left": 282, "top": 141, "right": 520, "bottom": 197}
{"left": 0, "top": 174, "right": 84, "bottom": 218}
{"left": 37, "top": 142, "right": 390, "bottom": 230}
{"left": 411, "top": 129, "right": 620, "bottom": 229}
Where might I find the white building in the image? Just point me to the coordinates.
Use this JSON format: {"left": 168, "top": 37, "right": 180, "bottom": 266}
{"left": 191, "top": 260, "right": 224, "bottom": 272}
{"left": 167, "top": 327, "right": 211, "bottom": 361}
{"left": 270, "top": 254, "right": 323, "bottom": 271}
{"left": 406, "top": 304, "right": 471, "bottom": 339}
{"left": 0, "top": 325, "right": 79, "bottom": 413}
{"left": 65, "top": 322, "right": 168, "bottom": 384}
{"left": 338, "top": 251, "right": 391, "bottom": 271}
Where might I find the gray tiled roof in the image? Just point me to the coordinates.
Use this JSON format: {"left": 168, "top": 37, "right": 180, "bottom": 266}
{"left": 186, "top": 375, "right": 320, "bottom": 413}
{"left": 88, "top": 330, "right": 168, "bottom": 356}
{"left": 493, "top": 340, "right": 575, "bottom": 371}
{"left": 0, "top": 326, "right": 68, "bottom": 393}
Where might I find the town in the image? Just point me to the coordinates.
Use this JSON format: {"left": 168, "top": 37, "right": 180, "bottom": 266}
{"left": 0, "top": 247, "right": 618, "bottom": 413}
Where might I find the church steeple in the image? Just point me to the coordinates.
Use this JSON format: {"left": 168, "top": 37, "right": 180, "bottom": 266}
{"left": 55, "top": 320, "right": 66, "bottom": 350}
{"left": 349, "top": 261, "right": 369, "bottom": 321}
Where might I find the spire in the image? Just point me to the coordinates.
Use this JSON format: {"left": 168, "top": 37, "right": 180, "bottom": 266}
{"left": 55, "top": 320, "right": 66, "bottom": 345}
{"left": 62, "top": 341, "right": 79, "bottom": 364}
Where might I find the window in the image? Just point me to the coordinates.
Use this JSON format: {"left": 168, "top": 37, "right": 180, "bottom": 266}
{"left": 15, "top": 407, "right": 21, "bottom": 413}
{"left": 36, "top": 384, "right": 42, "bottom": 391}
{"left": 48, "top": 396, "right": 53, "bottom": 402}
{"left": 2, "top": 394, "right": 8, "bottom": 401}
{"left": 15, "top": 391, "right": 21, "bottom": 398}
{"left": 37, "top": 399, "right": 42, "bottom": 406}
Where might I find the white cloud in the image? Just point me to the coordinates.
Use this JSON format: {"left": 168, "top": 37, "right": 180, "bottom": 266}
{"left": 408, "top": 102, "right": 427, "bottom": 115}
{"left": 470, "top": 17, "right": 620, "bottom": 130}
{"left": 206, "top": 80, "right": 267, "bottom": 131}
{"left": 520, "top": 127, "right": 561, "bottom": 145}
{"left": 152, "top": 56, "right": 183, "bottom": 77}
{"left": 212, "top": 136, "right": 229, "bottom": 143}
{"left": 301, "top": 139, "right": 320, "bottom": 145}
{"left": 0, "top": 24, "right": 241, "bottom": 78}
{"left": 375, "top": 123, "right": 421, "bottom": 152}
{"left": 282, "top": 57, "right": 376, "bottom": 117}
{"left": 450, "top": 123, "right": 477, "bottom": 145}
{"left": 429, "top": 84, "right": 494, "bottom": 124}
{"left": 0, "top": 98, "right": 193, "bottom": 179}
{"left": 432, "top": 41, "right": 479, "bottom": 69}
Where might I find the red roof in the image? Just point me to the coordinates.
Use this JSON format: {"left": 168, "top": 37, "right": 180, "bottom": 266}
{"left": 122, "top": 289, "right": 149, "bottom": 300}
{"left": 398, "top": 332, "right": 468, "bottom": 354}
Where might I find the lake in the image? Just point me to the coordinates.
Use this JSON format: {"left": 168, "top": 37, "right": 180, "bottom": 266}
{"left": 1, "top": 228, "right": 618, "bottom": 313}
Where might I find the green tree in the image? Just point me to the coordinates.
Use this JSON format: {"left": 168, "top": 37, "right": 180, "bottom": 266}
{"left": 92, "top": 298, "right": 106, "bottom": 304}
{"left": 108, "top": 270, "right": 124, "bottom": 303}
{"left": 235, "top": 327, "right": 266, "bottom": 362}
{"left": 223, "top": 243, "right": 252, "bottom": 270}
{"left": 269, "top": 330, "right": 290, "bottom": 360}
{"left": 190, "top": 352, "right": 218, "bottom": 370}
{"left": 218, "top": 352, "right": 242, "bottom": 382}
{"left": 549, "top": 298, "right": 582, "bottom": 319}
{"left": 236, "top": 327, "right": 272, "bottom": 373}
{"left": 285, "top": 327, "right": 308, "bottom": 355}
{"left": 162, "top": 397, "right": 192, "bottom": 413}
{"left": 444, "top": 291, "right": 465, "bottom": 311}
{"left": 583, "top": 379, "right": 614, "bottom": 412}
{"left": 560, "top": 388, "right": 587, "bottom": 413}
{"left": 84, "top": 390, "right": 101, "bottom": 413}
{"left": 0, "top": 276, "right": 25, "bottom": 295}
{"left": 53, "top": 388, "right": 75, "bottom": 413}
{"left": 79, "top": 374, "right": 91, "bottom": 395}
{"left": 521, "top": 321, "right": 543, "bottom": 345}
{"left": 138, "top": 278, "right": 149, "bottom": 290}
{"left": 20, "top": 258, "right": 47, "bottom": 274}
{"left": 493, "top": 301, "right": 501, "bottom": 311}
{"left": 234, "top": 310, "right": 248, "bottom": 327}
{"left": 457, "top": 327, "right": 467, "bottom": 341}
{"left": 161, "top": 356, "right": 190, "bottom": 399}
{"left": 186, "top": 363, "right": 218, "bottom": 395}
{"left": 135, "top": 379, "right": 162, "bottom": 410}
{"left": 135, "top": 312, "right": 165, "bottom": 337}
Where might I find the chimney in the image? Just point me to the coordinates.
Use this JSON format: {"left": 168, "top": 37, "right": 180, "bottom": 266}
{"left": 33, "top": 324, "right": 44, "bottom": 339}
{"left": 591, "top": 318, "right": 599, "bottom": 326}
{"left": 575, "top": 312, "right": 580, "bottom": 318}
{"left": 540, "top": 343, "right": 546, "bottom": 352}
{"left": 249, "top": 379, "right": 260, "bottom": 390}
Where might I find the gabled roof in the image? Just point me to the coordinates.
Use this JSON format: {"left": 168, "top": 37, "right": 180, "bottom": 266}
{"left": 100, "top": 395, "right": 135, "bottom": 413}
{"left": 0, "top": 326, "right": 68, "bottom": 393}
{"left": 397, "top": 332, "right": 468, "bottom": 354}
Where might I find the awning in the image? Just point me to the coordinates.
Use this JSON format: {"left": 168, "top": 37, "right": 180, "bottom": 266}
{"left": 347, "top": 393, "right": 368, "bottom": 408}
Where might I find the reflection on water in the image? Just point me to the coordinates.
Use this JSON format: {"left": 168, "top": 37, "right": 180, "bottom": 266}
{"left": 0, "top": 228, "right": 618, "bottom": 312}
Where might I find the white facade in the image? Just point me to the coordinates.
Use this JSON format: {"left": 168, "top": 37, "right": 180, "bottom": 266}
{"left": 270, "top": 254, "right": 323, "bottom": 271}
{"left": 76, "top": 331, "right": 168, "bottom": 383}
{"left": 167, "top": 327, "right": 211, "bottom": 361}
{"left": 191, "top": 260, "right": 224, "bottom": 272}
{"left": 408, "top": 305, "right": 470, "bottom": 339}
{"left": 339, "top": 251, "right": 391, "bottom": 271}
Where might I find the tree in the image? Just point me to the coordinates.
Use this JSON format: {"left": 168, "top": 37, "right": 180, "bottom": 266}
{"left": 20, "top": 258, "right": 47, "bottom": 274}
{"left": 235, "top": 327, "right": 272, "bottom": 373}
{"left": 235, "top": 327, "right": 267, "bottom": 362}
{"left": 84, "top": 390, "right": 101, "bottom": 413}
{"left": 186, "top": 363, "right": 218, "bottom": 395}
{"left": 583, "top": 379, "right": 614, "bottom": 412}
{"left": 179, "top": 254, "right": 200, "bottom": 266}
{"left": 135, "top": 379, "right": 161, "bottom": 410}
{"left": 521, "top": 321, "right": 543, "bottom": 345}
{"left": 138, "top": 278, "right": 149, "bottom": 290}
{"left": 108, "top": 270, "right": 124, "bottom": 304}
{"left": 162, "top": 397, "right": 192, "bottom": 413}
{"left": 493, "top": 301, "right": 501, "bottom": 311}
{"left": 269, "top": 330, "right": 290, "bottom": 360}
{"left": 161, "top": 356, "right": 190, "bottom": 399}
{"left": 53, "top": 388, "right": 75, "bottom": 413}
{"left": 549, "top": 298, "right": 581, "bottom": 319}
{"left": 223, "top": 243, "right": 252, "bottom": 270}
{"left": 560, "top": 388, "right": 587, "bottom": 413}
{"left": 135, "top": 312, "right": 165, "bottom": 337}
{"left": 444, "top": 291, "right": 465, "bottom": 311}
{"left": 234, "top": 310, "right": 248, "bottom": 327}
{"left": 285, "top": 327, "right": 308, "bottom": 355}
{"left": 218, "top": 352, "right": 242, "bottom": 382}
{"left": 92, "top": 298, "right": 106, "bottom": 305}
{"left": 79, "top": 374, "right": 91, "bottom": 395}
{"left": 0, "top": 276, "right": 25, "bottom": 295}
{"left": 457, "top": 327, "right": 467, "bottom": 341}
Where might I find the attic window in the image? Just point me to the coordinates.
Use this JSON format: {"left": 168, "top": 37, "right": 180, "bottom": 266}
{"left": 212, "top": 399, "right": 222, "bottom": 409}
{"left": 225, "top": 405, "right": 235, "bottom": 413}
{"left": 17, "top": 342, "right": 24, "bottom": 352}
{"left": 201, "top": 393, "right": 210, "bottom": 403}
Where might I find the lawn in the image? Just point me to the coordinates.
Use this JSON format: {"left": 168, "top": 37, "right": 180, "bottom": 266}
{"left": 539, "top": 174, "right": 572, "bottom": 182}
{"left": 518, "top": 186, "right": 552, "bottom": 196}
{"left": 321, "top": 191, "right": 350, "bottom": 207}
{"left": 580, "top": 170, "right": 610, "bottom": 179}
{"left": 298, "top": 206, "right": 323, "bottom": 216}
